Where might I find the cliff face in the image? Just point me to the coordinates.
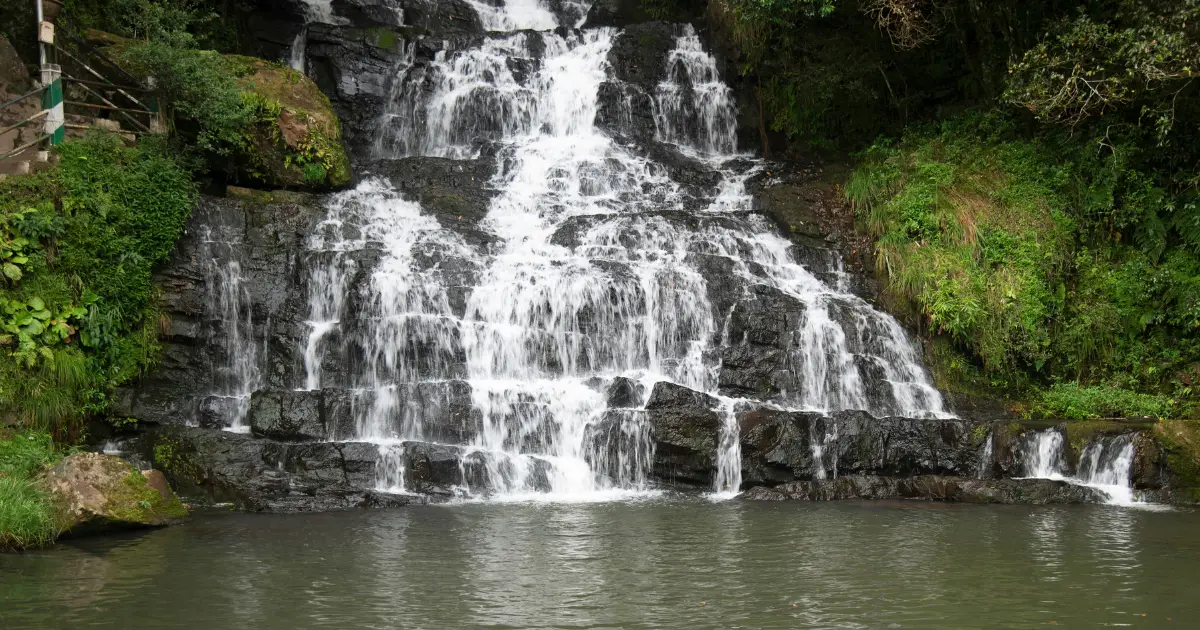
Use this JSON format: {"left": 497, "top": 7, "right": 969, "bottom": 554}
{"left": 106, "top": 0, "right": 1192, "bottom": 509}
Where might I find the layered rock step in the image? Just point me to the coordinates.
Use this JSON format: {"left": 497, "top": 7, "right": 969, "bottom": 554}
{"left": 145, "top": 379, "right": 1169, "bottom": 509}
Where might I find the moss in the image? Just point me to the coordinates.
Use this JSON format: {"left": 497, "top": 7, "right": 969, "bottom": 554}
{"left": 103, "top": 468, "right": 188, "bottom": 523}
{"left": 1063, "top": 420, "right": 1131, "bottom": 454}
{"left": 226, "top": 57, "right": 350, "bottom": 190}
{"left": 1155, "top": 420, "right": 1200, "bottom": 494}
{"left": 373, "top": 28, "right": 399, "bottom": 51}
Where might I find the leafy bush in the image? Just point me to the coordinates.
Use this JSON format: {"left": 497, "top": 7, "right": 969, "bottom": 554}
{"left": 117, "top": 42, "right": 257, "bottom": 156}
{"left": 1034, "top": 383, "right": 1182, "bottom": 420}
{"left": 846, "top": 115, "right": 1078, "bottom": 373}
{"left": 0, "top": 133, "right": 194, "bottom": 435}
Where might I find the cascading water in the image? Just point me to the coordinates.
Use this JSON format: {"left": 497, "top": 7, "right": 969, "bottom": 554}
{"left": 296, "top": 1, "right": 948, "bottom": 500}
{"left": 976, "top": 433, "right": 994, "bottom": 479}
{"left": 201, "top": 227, "right": 260, "bottom": 433}
{"left": 289, "top": 0, "right": 344, "bottom": 73}
{"left": 1076, "top": 434, "right": 1140, "bottom": 506}
{"left": 1020, "top": 429, "right": 1066, "bottom": 479}
{"left": 1019, "top": 429, "right": 1145, "bottom": 506}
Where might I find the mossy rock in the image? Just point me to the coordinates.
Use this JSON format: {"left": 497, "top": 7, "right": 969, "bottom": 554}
{"left": 43, "top": 453, "right": 188, "bottom": 535}
{"left": 1063, "top": 420, "right": 1130, "bottom": 454}
{"left": 1155, "top": 420, "right": 1200, "bottom": 501}
{"left": 230, "top": 57, "right": 350, "bottom": 191}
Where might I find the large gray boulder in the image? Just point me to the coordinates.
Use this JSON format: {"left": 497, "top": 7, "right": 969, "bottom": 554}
{"left": 645, "top": 382, "right": 722, "bottom": 486}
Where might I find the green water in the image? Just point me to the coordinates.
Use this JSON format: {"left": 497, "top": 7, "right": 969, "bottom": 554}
{"left": 2, "top": 499, "right": 1197, "bottom": 628}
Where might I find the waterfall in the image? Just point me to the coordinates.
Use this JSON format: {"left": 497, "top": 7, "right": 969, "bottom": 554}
{"left": 288, "top": 0, "right": 343, "bottom": 73}
{"left": 1020, "top": 429, "right": 1065, "bottom": 479}
{"left": 713, "top": 402, "right": 742, "bottom": 496}
{"left": 809, "top": 419, "right": 839, "bottom": 481}
{"left": 202, "top": 227, "right": 260, "bottom": 433}
{"left": 976, "top": 433, "right": 994, "bottom": 479}
{"left": 1076, "top": 434, "right": 1139, "bottom": 506}
{"left": 296, "top": 1, "right": 948, "bottom": 499}
{"left": 1019, "top": 429, "right": 1144, "bottom": 506}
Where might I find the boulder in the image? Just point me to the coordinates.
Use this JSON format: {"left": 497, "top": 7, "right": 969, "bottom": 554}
{"left": 233, "top": 57, "right": 351, "bottom": 190}
{"left": 44, "top": 453, "right": 188, "bottom": 535}
{"left": 605, "top": 376, "right": 643, "bottom": 408}
{"left": 249, "top": 389, "right": 327, "bottom": 441}
{"left": 645, "top": 382, "right": 722, "bottom": 486}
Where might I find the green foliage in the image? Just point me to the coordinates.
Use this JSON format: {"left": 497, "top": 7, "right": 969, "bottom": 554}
{"left": 0, "top": 133, "right": 194, "bottom": 435}
{"left": 0, "top": 431, "right": 59, "bottom": 478}
{"left": 117, "top": 42, "right": 257, "bottom": 156}
{"left": 0, "top": 477, "right": 59, "bottom": 551}
{"left": 849, "top": 114, "right": 1199, "bottom": 412}
{"left": 0, "top": 432, "right": 62, "bottom": 551}
{"left": 848, "top": 115, "right": 1077, "bottom": 373}
{"left": 1035, "top": 383, "right": 1181, "bottom": 420}
{"left": 1005, "top": 1, "right": 1200, "bottom": 137}
{"left": 735, "top": 0, "right": 837, "bottom": 22}
{"left": 62, "top": 0, "right": 244, "bottom": 51}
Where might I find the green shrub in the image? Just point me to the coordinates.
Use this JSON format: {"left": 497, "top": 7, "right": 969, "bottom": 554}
{"left": 846, "top": 115, "right": 1077, "bottom": 374}
{"left": 0, "top": 133, "right": 194, "bottom": 435}
{"left": 117, "top": 42, "right": 257, "bottom": 156}
{"left": 1034, "top": 383, "right": 1182, "bottom": 421}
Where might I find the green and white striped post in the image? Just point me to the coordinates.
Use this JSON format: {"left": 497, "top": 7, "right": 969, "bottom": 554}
{"left": 36, "top": 0, "right": 64, "bottom": 146}
{"left": 41, "top": 69, "right": 63, "bottom": 145}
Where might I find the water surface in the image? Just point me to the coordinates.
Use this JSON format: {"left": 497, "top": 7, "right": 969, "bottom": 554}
{"left": 2, "top": 500, "right": 1196, "bottom": 628}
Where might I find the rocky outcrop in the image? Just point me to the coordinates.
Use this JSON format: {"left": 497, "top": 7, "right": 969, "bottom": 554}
{"left": 0, "top": 34, "right": 31, "bottom": 95}
{"left": 742, "top": 476, "right": 1107, "bottom": 504}
{"left": 44, "top": 454, "right": 188, "bottom": 535}
{"left": 113, "top": 193, "right": 327, "bottom": 427}
{"left": 150, "top": 426, "right": 420, "bottom": 512}
{"left": 738, "top": 408, "right": 984, "bottom": 484}
{"left": 234, "top": 57, "right": 352, "bottom": 189}
{"left": 645, "top": 382, "right": 723, "bottom": 485}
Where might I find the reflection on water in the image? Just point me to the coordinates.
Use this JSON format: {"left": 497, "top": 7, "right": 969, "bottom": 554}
{"left": 1, "top": 500, "right": 1198, "bottom": 629}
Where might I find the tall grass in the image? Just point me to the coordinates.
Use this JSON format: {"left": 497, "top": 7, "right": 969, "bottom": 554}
{"left": 0, "top": 432, "right": 62, "bottom": 551}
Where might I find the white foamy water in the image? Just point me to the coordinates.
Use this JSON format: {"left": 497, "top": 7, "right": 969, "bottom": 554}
{"left": 291, "top": 7, "right": 948, "bottom": 500}
{"left": 1020, "top": 429, "right": 1157, "bottom": 508}
{"left": 289, "top": 0, "right": 346, "bottom": 73}
{"left": 202, "top": 226, "right": 260, "bottom": 433}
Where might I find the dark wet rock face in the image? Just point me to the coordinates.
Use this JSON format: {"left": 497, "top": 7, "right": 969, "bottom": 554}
{"left": 736, "top": 409, "right": 983, "bottom": 485}
{"left": 154, "top": 427, "right": 422, "bottom": 512}
{"left": 742, "top": 476, "right": 1107, "bottom": 504}
{"left": 645, "top": 382, "right": 722, "bottom": 486}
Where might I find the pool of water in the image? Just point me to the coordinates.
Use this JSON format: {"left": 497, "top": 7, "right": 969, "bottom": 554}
{"left": 2, "top": 499, "right": 1196, "bottom": 628}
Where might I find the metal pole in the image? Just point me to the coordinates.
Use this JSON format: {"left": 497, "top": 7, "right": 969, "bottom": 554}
{"left": 36, "top": 0, "right": 45, "bottom": 67}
